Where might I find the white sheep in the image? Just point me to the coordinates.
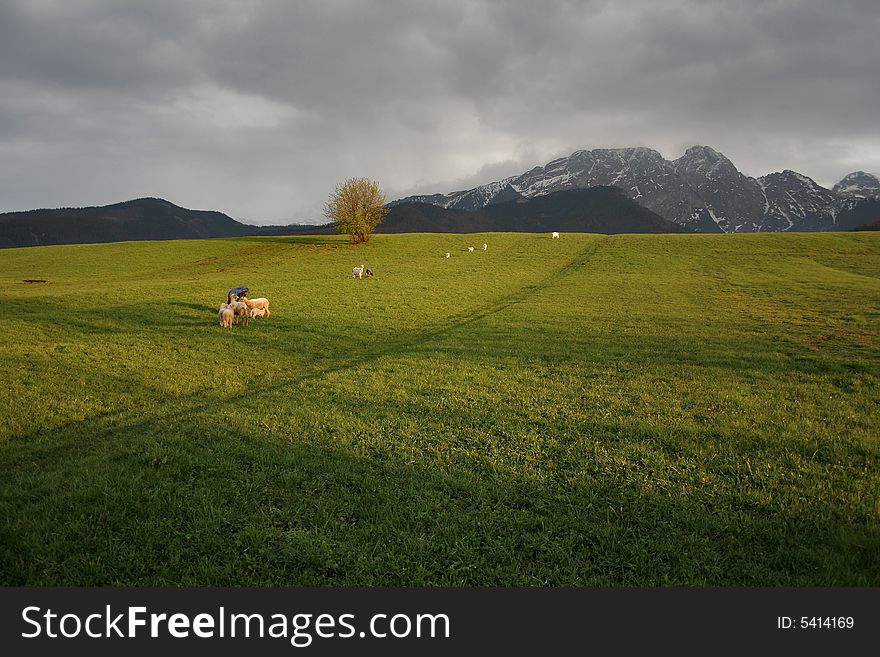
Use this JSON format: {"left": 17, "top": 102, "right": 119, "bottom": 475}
{"left": 467, "top": 246, "right": 475, "bottom": 252}
{"left": 552, "top": 231, "right": 560, "bottom": 239}
{"left": 482, "top": 243, "right": 488, "bottom": 251}
{"left": 352, "top": 264, "right": 365, "bottom": 279}
{"left": 249, "top": 306, "right": 266, "bottom": 319}
{"left": 218, "top": 303, "right": 234, "bottom": 328}
{"left": 244, "top": 297, "right": 270, "bottom": 317}
{"left": 229, "top": 300, "right": 249, "bottom": 326}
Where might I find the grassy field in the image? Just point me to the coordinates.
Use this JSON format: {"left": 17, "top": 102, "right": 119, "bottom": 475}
{"left": 0, "top": 231, "right": 877, "bottom": 586}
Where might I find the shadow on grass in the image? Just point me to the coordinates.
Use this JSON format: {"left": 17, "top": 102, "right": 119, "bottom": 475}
{"left": 0, "top": 390, "right": 877, "bottom": 586}
{"left": 3, "top": 298, "right": 256, "bottom": 333}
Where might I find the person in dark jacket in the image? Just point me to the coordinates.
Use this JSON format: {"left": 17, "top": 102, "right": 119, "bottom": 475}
{"left": 228, "top": 286, "right": 250, "bottom": 303}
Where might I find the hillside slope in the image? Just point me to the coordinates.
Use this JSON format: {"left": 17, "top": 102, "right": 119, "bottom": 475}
{"left": 1, "top": 232, "right": 877, "bottom": 586}
{"left": 380, "top": 187, "right": 686, "bottom": 234}
{"left": 0, "top": 197, "right": 256, "bottom": 248}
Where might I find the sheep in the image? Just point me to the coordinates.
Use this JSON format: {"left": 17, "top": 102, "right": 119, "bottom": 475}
{"left": 552, "top": 231, "right": 560, "bottom": 239}
{"left": 249, "top": 306, "right": 266, "bottom": 319}
{"left": 482, "top": 243, "right": 488, "bottom": 251}
{"left": 243, "top": 297, "right": 271, "bottom": 317}
{"left": 364, "top": 268, "right": 374, "bottom": 277}
{"left": 352, "top": 264, "right": 365, "bottom": 279}
{"left": 444, "top": 252, "right": 451, "bottom": 258}
{"left": 218, "top": 303, "right": 234, "bottom": 328}
{"left": 229, "top": 300, "right": 249, "bottom": 326}
{"left": 467, "top": 246, "right": 475, "bottom": 252}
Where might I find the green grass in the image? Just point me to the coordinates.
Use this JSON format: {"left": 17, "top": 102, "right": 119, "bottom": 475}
{"left": 0, "top": 231, "right": 877, "bottom": 586}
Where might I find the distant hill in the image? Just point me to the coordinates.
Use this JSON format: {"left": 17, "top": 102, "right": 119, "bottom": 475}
{"left": 838, "top": 199, "right": 880, "bottom": 231}
{"left": 0, "top": 188, "right": 682, "bottom": 248}
{"left": 0, "top": 198, "right": 256, "bottom": 248}
{"left": 0, "top": 197, "right": 341, "bottom": 248}
{"left": 263, "top": 187, "right": 684, "bottom": 236}
{"left": 379, "top": 186, "right": 686, "bottom": 234}
{"left": 252, "top": 222, "right": 335, "bottom": 236}
{"left": 852, "top": 222, "right": 880, "bottom": 231}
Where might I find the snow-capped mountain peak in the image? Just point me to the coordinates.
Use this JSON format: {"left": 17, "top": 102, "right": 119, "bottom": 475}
{"left": 832, "top": 171, "right": 880, "bottom": 200}
{"left": 391, "top": 146, "right": 878, "bottom": 233}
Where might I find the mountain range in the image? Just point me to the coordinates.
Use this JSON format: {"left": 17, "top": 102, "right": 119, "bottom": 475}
{"left": 379, "top": 187, "right": 682, "bottom": 234}
{"left": 0, "top": 187, "right": 680, "bottom": 249}
{"left": 392, "top": 145, "right": 880, "bottom": 233}
{"left": 2, "top": 145, "right": 878, "bottom": 248}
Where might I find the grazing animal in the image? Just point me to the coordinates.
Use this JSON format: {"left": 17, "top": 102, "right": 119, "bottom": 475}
{"left": 444, "top": 252, "right": 451, "bottom": 258}
{"left": 364, "top": 268, "right": 374, "bottom": 277}
{"left": 249, "top": 306, "right": 266, "bottom": 319}
{"left": 352, "top": 264, "right": 365, "bottom": 279}
{"left": 229, "top": 300, "right": 249, "bottom": 326}
{"left": 467, "top": 246, "right": 475, "bottom": 252}
{"left": 552, "top": 231, "right": 560, "bottom": 239}
{"left": 218, "top": 304, "right": 234, "bottom": 328}
{"left": 482, "top": 243, "right": 488, "bottom": 251}
{"left": 243, "top": 297, "right": 271, "bottom": 316}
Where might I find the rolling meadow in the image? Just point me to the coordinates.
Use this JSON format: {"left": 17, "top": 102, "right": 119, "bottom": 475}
{"left": 0, "top": 231, "right": 877, "bottom": 585}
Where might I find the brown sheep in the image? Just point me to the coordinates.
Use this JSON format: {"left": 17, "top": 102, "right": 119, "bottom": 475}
{"left": 243, "top": 297, "right": 270, "bottom": 316}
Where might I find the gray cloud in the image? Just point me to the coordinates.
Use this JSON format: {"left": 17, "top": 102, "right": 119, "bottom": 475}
{"left": 1, "top": 0, "right": 878, "bottom": 223}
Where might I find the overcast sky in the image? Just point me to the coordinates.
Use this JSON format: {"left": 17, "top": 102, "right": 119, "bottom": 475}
{"left": 1, "top": 0, "right": 878, "bottom": 224}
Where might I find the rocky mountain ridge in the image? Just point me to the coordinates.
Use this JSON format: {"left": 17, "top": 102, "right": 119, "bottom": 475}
{"left": 393, "top": 146, "right": 880, "bottom": 233}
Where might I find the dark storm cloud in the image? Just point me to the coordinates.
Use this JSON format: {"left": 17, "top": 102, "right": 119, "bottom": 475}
{"left": 0, "top": 0, "right": 878, "bottom": 223}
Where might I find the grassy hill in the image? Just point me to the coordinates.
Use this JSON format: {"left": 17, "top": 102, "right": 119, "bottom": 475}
{"left": 0, "top": 232, "right": 878, "bottom": 585}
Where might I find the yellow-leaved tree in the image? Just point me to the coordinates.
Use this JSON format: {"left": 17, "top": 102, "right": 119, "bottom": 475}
{"left": 323, "top": 177, "right": 388, "bottom": 244}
